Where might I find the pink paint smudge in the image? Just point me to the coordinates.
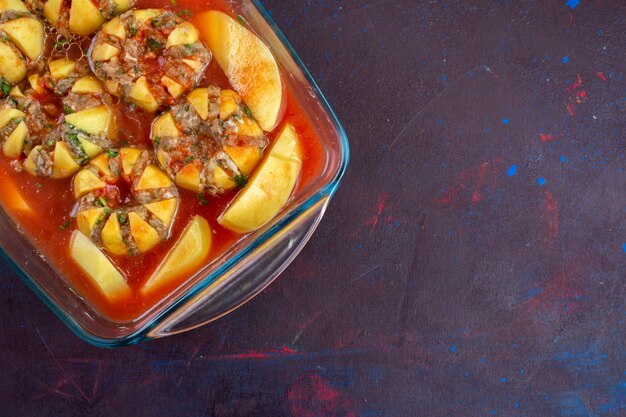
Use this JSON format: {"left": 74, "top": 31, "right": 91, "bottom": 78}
{"left": 565, "top": 74, "right": 588, "bottom": 116}
{"left": 288, "top": 374, "right": 357, "bottom": 417}
{"left": 539, "top": 133, "right": 555, "bottom": 142}
{"left": 364, "top": 193, "right": 389, "bottom": 229}
{"left": 542, "top": 191, "right": 559, "bottom": 244}
{"left": 524, "top": 269, "right": 583, "bottom": 317}
{"left": 433, "top": 159, "right": 504, "bottom": 207}
{"left": 594, "top": 70, "right": 608, "bottom": 82}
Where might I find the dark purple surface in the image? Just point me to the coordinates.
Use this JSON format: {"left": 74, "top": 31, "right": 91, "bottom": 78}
{"left": 1, "top": 0, "right": 624, "bottom": 416}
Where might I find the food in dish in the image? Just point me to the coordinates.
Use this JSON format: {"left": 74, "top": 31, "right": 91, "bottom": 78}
{"left": 26, "top": 0, "right": 135, "bottom": 36}
{"left": 0, "top": 0, "right": 323, "bottom": 322}
{"left": 150, "top": 86, "right": 267, "bottom": 195}
{"left": 91, "top": 9, "right": 211, "bottom": 111}
{"left": 23, "top": 59, "right": 113, "bottom": 178}
{"left": 73, "top": 148, "right": 178, "bottom": 256}
{"left": 195, "top": 10, "right": 283, "bottom": 132}
{"left": 0, "top": 1, "right": 44, "bottom": 86}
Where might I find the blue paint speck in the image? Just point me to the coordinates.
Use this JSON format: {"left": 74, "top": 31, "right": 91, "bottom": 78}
{"left": 545, "top": 395, "right": 550, "bottom": 400}
{"left": 560, "top": 155, "right": 568, "bottom": 162}
{"left": 507, "top": 164, "right": 518, "bottom": 177}
{"left": 622, "top": 243, "right": 626, "bottom": 253}
{"left": 491, "top": 410, "right": 497, "bottom": 415}
{"left": 562, "top": 56, "right": 569, "bottom": 64}
{"left": 537, "top": 176, "right": 546, "bottom": 186}
{"left": 501, "top": 377, "right": 507, "bottom": 383}
{"left": 479, "top": 357, "right": 485, "bottom": 363}
{"left": 450, "top": 346, "right": 457, "bottom": 353}
{"left": 502, "top": 118, "right": 509, "bottom": 125}
{"left": 515, "top": 403, "right": 520, "bottom": 408}
{"left": 566, "top": 0, "right": 580, "bottom": 10}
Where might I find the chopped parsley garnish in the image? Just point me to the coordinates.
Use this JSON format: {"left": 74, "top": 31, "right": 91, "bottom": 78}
{"left": 63, "top": 105, "right": 73, "bottom": 114}
{"left": 153, "top": 136, "right": 161, "bottom": 145}
{"left": 233, "top": 174, "right": 248, "bottom": 188}
{"left": 237, "top": 15, "right": 247, "bottom": 26}
{"left": 129, "top": 23, "right": 138, "bottom": 36}
{"left": 242, "top": 105, "right": 255, "bottom": 119}
{"left": 0, "top": 78, "right": 11, "bottom": 95}
{"left": 184, "top": 155, "right": 195, "bottom": 164}
{"left": 94, "top": 61, "right": 103, "bottom": 69}
{"left": 35, "top": 182, "right": 43, "bottom": 188}
{"left": 59, "top": 220, "right": 71, "bottom": 231}
{"left": 147, "top": 38, "right": 163, "bottom": 51}
{"left": 107, "top": 149, "right": 119, "bottom": 158}
{"left": 170, "top": 0, "right": 177, "bottom": 5}
{"left": 232, "top": 113, "right": 243, "bottom": 121}
{"left": 68, "top": 133, "right": 80, "bottom": 146}
{"left": 97, "top": 196, "right": 107, "bottom": 207}
{"left": 197, "top": 193, "right": 208, "bottom": 205}
{"left": 117, "top": 213, "right": 127, "bottom": 224}
{"left": 177, "top": 9, "right": 192, "bottom": 18}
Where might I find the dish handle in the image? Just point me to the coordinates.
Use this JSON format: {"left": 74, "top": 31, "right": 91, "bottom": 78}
{"left": 146, "top": 197, "right": 329, "bottom": 338}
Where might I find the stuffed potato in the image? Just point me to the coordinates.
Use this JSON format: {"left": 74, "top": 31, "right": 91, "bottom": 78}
{"left": 0, "top": 0, "right": 44, "bottom": 88}
{"left": 73, "top": 147, "right": 179, "bottom": 256}
{"left": 151, "top": 86, "right": 268, "bottom": 196}
{"left": 26, "top": 0, "right": 135, "bottom": 36}
{"left": 90, "top": 9, "right": 210, "bottom": 112}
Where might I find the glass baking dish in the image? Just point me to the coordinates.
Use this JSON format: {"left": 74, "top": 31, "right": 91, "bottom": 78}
{"left": 0, "top": 0, "right": 349, "bottom": 347}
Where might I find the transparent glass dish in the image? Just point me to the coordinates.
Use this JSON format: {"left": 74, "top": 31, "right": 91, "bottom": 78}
{"left": 0, "top": 0, "right": 349, "bottom": 347}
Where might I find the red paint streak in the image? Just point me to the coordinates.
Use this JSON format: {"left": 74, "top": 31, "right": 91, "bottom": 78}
{"left": 565, "top": 75, "right": 588, "bottom": 116}
{"left": 523, "top": 269, "right": 582, "bottom": 317}
{"left": 433, "top": 159, "right": 504, "bottom": 208}
{"left": 594, "top": 70, "right": 608, "bottom": 81}
{"left": 288, "top": 374, "right": 357, "bottom": 417}
{"left": 211, "top": 346, "right": 298, "bottom": 361}
{"left": 539, "top": 133, "right": 555, "bottom": 142}
{"left": 364, "top": 193, "right": 389, "bottom": 229}
{"left": 543, "top": 191, "right": 559, "bottom": 243}
{"left": 471, "top": 162, "right": 489, "bottom": 203}
{"left": 567, "top": 74, "right": 583, "bottom": 93}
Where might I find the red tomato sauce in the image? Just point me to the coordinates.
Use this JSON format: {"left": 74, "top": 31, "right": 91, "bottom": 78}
{"left": 0, "top": 0, "right": 326, "bottom": 322}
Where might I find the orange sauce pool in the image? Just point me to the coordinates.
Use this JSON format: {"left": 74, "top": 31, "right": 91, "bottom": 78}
{"left": 0, "top": 0, "right": 326, "bottom": 322}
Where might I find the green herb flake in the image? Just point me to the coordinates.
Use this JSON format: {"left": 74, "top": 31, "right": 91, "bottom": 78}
{"left": 170, "top": 0, "right": 177, "bottom": 5}
{"left": 1, "top": 79, "right": 11, "bottom": 95}
{"left": 233, "top": 174, "right": 248, "bottom": 188}
{"left": 97, "top": 196, "right": 107, "bottom": 207}
{"left": 237, "top": 15, "right": 247, "bottom": 26}
{"left": 197, "top": 193, "right": 208, "bottom": 206}
{"left": 117, "top": 213, "right": 127, "bottom": 224}
{"left": 59, "top": 220, "right": 71, "bottom": 231}
{"left": 107, "top": 149, "right": 119, "bottom": 158}
{"left": 94, "top": 61, "right": 103, "bottom": 69}
{"left": 147, "top": 38, "right": 163, "bottom": 51}
{"left": 63, "top": 105, "right": 73, "bottom": 114}
{"left": 129, "top": 23, "right": 138, "bottom": 36}
{"left": 183, "top": 155, "right": 194, "bottom": 164}
{"left": 232, "top": 113, "right": 242, "bottom": 121}
{"left": 153, "top": 136, "right": 161, "bottom": 145}
{"left": 35, "top": 182, "right": 43, "bottom": 188}
{"left": 242, "top": 105, "right": 255, "bottom": 119}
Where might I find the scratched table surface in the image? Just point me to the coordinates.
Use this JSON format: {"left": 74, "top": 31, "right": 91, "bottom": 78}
{"left": 1, "top": 0, "right": 624, "bottom": 416}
